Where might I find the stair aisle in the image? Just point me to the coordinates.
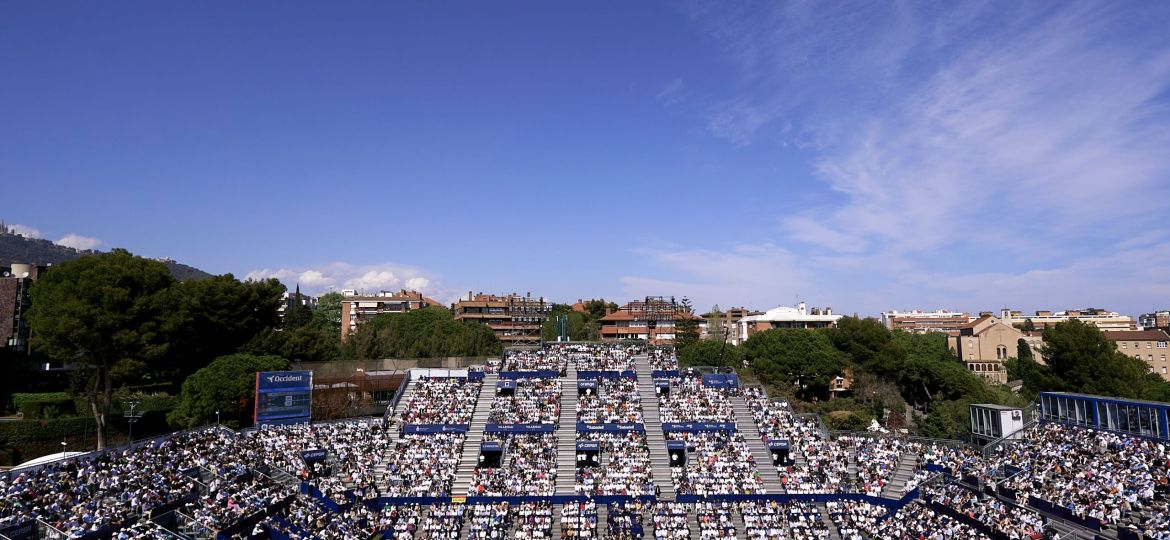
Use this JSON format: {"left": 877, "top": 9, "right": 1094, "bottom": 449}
{"left": 633, "top": 355, "right": 675, "bottom": 501}
{"left": 728, "top": 394, "right": 785, "bottom": 495}
{"left": 880, "top": 451, "right": 919, "bottom": 499}
{"left": 555, "top": 367, "right": 579, "bottom": 496}
{"left": 818, "top": 502, "right": 845, "bottom": 540}
{"left": 453, "top": 373, "right": 498, "bottom": 496}
{"left": 375, "top": 378, "right": 412, "bottom": 493}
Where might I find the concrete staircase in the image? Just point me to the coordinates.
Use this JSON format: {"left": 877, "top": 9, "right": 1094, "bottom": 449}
{"left": 633, "top": 355, "right": 675, "bottom": 501}
{"left": 729, "top": 394, "right": 785, "bottom": 495}
{"left": 846, "top": 446, "right": 861, "bottom": 492}
{"left": 555, "top": 368, "right": 579, "bottom": 496}
{"left": 453, "top": 373, "right": 497, "bottom": 496}
{"left": 880, "top": 451, "right": 919, "bottom": 499}
{"left": 374, "top": 378, "right": 412, "bottom": 493}
{"left": 597, "top": 504, "right": 608, "bottom": 537}
{"left": 730, "top": 508, "right": 747, "bottom": 540}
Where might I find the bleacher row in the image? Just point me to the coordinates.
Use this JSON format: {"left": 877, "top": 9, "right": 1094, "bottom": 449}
{"left": 1, "top": 343, "right": 1167, "bottom": 540}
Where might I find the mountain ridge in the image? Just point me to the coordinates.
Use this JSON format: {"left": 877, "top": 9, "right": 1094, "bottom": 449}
{"left": 0, "top": 231, "right": 213, "bottom": 281}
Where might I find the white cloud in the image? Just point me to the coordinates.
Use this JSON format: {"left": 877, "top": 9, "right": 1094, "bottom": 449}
{"left": 245, "top": 262, "right": 448, "bottom": 299}
{"left": 56, "top": 234, "right": 102, "bottom": 251}
{"left": 655, "top": 78, "right": 688, "bottom": 107}
{"left": 7, "top": 224, "right": 41, "bottom": 238}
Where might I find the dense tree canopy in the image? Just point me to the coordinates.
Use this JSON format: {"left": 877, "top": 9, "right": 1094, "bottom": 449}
{"left": 678, "top": 338, "right": 743, "bottom": 369}
{"left": 27, "top": 249, "right": 177, "bottom": 448}
{"left": 168, "top": 353, "right": 289, "bottom": 429}
{"left": 341, "top": 307, "right": 501, "bottom": 359}
{"left": 742, "top": 329, "right": 845, "bottom": 401}
{"left": 541, "top": 305, "right": 595, "bottom": 342}
{"left": 168, "top": 274, "right": 285, "bottom": 377}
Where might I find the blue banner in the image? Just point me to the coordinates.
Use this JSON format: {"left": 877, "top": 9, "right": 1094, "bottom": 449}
{"left": 576, "top": 422, "right": 645, "bottom": 433}
{"left": 481, "top": 441, "right": 503, "bottom": 451}
{"left": 652, "top": 370, "right": 680, "bottom": 379}
{"left": 661, "top": 422, "right": 737, "bottom": 433}
{"left": 701, "top": 374, "right": 740, "bottom": 389}
{"left": 468, "top": 371, "right": 485, "bottom": 381}
{"left": 301, "top": 449, "right": 327, "bottom": 463}
{"left": 402, "top": 424, "right": 470, "bottom": 434}
{"left": 654, "top": 380, "right": 670, "bottom": 388}
{"left": 498, "top": 370, "right": 560, "bottom": 379}
{"left": 577, "top": 370, "right": 637, "bottom": 380}
{"left": 255, "top": 370, "right": 313, "bottom": 426}
{"left": 767, "top": 439, "right": 790, "bottom": 450}
{"left": 576, "top": 441, "right": 601, "bottom": 451}
{"left": 578, "top": 380, "right": 599, "bottom": 390}
{"left": 0, "top": 520, "right": 35, "bottom": 540}
{"left": 485, "top": 423, "right": 557, "bottom": 433}
{"left": 497, "top": 380, "right": 517, "bottom": 390}
{"left": 666, "top": 440, "right": 686, "bottom": 450}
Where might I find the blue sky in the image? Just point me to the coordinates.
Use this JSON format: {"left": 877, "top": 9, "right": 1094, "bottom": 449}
{"left": 3, "top": 1, "right": 1170, "bottom": 317}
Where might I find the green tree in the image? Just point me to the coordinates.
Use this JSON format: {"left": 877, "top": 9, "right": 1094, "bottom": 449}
{"left": 282, "top": 285, "right": 313, "bottom": 329}
{"left": 168, "top": 353, "right": 289, "bottom": 429}
{"left": 244, "top": 325, "right": 341, "bottom": 363}
{"left": 27, "top": 249, "right": 176, "bottom": 448}
{"left": 673, "top": 297, "right": 701, "bottom": 351}
{"left": 742, "top": 329, "right": 846, "bottom": 400}
{"left": 312, "top": 291, "right": 343, "bottom": 333}
{"left": 167, "top": 275, "right": 285, "bottom": 377}
{"left": 827, "top": 316, "right": 891, "bottom": 369}
{"left": 678, "top": 339, "right": 742, "bottom": 369}
{"left": 1042, "top": 320, "right": 1170, "bottom": 399}
{"left": 1022, "top": 318, "right": 1036, "bottom": 332}
{"left": 1017, "top": 338, "right": 1033, "bottom": 363}
{"left": 341, "top": 307, "right": 501, "bottom": 359}
{"left": 582, "top": 300, "right": 616, "bottom": 321}
{"left": 706, "top": 305, "right": 725, "bottom": 341}
{"left": 541, "top": 306, "right": 594, "bottom": 342}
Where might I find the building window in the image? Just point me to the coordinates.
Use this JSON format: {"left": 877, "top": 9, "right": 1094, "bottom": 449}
{"left": 1121, "top": 342, "right": 1127, "bottom": 349}
{"left": 1149, "top": 342, "right": 1154, "bottom": 349}
{"left": 1159, "top": 341, "right": 1168, "bottom": 348}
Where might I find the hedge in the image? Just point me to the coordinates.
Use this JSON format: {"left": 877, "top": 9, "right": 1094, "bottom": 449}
{"left": 11, "top": 392, "right": 70, "bottom": 412}
{"left": 19, "top": 397, "right": 78, "bottom": 420}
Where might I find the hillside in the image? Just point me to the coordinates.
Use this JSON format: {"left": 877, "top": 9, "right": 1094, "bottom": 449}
{"left": 0, "top": 233, "right": 213, "bottom": 281}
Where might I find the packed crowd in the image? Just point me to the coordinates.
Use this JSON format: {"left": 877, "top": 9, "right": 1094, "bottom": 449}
{"left": 924, "top": 483, "right": 1045, "bottom": 539}
{"left": 666, "top": 431, "right": 767, "bottom": 495}
{"left": 514, "top": 502, "right": 554, "bottom": 539}
{"left": 575, "top": 432, "right": 654, "bottom": 496}
{"left": 561, "top": 500, "right": 598, "bottom": 538}
{"left": 740, "top": 501, "right": 830, "bottom": 540}
{"left": 647, "top": 348, "right": 678, "bottom": 372}
{"left": 247, "top": 420, "right": 391, "bottom": 502}
{"left": 825, "top": 500, "right": 887, "bottom": 540}
{"left": 503, "top": 349, "right": 569, "bottom": 372}
{"left": 555, "top": 343, "right": 640, "bottom": 371}
{"left": 397, "top": 377, "right": 482, "bottom": 425}
{"left": 488, "top": 378, "right": 563, "bottom": 425}
{"left": 606, "top": 502, "right": 645, "bottom": 539}
{"left": 996, "top": 422, "right": 1170, "bottom": 536}
{"left": 874, "top": 502, "right": 990, "bottom": 540}
{"left": 650, "top": 502, "right": 690, "bottom": 540}
{"left": 696, "top": 501, "right": 737, "bottom": 539}
{"left": 466, "top": 502, "right": 510, "bottom": 539}
{"left": 657, "top": 376, "right": 736, "bottom": 423}
{"left": 263, "top": 494, "right": 375, "bottom": 540}
{"left": 381, "top": 433, "right": 465, "bottom": 497}
{"left": 842, "top": 435, "right": 906, "bottom": 497}
{"left": 577, "top": 378, "right": 643, "bottom": 424}
{"left": 470, "top": 434, "right": 559, "bottom": 496}
{"left": 375, "top": 504, "right": 422, "bottom": 539}
{"left": 419, "top": 503, "right": 465, "bottom": 539}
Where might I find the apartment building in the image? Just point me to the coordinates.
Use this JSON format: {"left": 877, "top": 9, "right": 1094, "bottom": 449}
{"left": 598, "top": 296, "right": 705, "bottom": 346}
{"left": 1104, "top": 330, "right": 1170, "bottom": 380}
{"left": 452, "top": 292, "right": 551, "bottom": 346}
{"left": 1000, "top": 308, "right": 1135, "bottom": 331}
{"left": 339, "top": 289, "right": 443, "bottom": 341}
{"left": 1139, "top": 311, "right": 1170, "bottom": 331}
{"left": 880, "top": 309, "right": 972, "bottom": 334}
{"left": 704, "top": 306, "right": 763, "bottom": 344}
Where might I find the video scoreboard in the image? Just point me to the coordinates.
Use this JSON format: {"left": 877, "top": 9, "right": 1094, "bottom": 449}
{"left": 254, "top": 370, "right": 313, "bottom": 426}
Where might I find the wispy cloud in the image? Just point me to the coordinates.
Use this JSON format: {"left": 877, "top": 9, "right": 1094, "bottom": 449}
{"left": 56, "top": 234, "right": 102, "bottom": 251}
{"left": 666, "top": 0, "right": 1170, "bottom": 315}
{"left": 655, "top": 78, "right": 688, "bottom": 107}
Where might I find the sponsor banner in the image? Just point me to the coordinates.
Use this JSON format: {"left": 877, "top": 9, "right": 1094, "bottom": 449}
{"left": 484, "top": 423, "right": 557, "bottom": 433}
{"left": 255, "top": 370, "right": 313, "bottom": 425}
{"left": 767, "top": 439, "right": 790, "bottom": 450}
{"left": 301, "top": 449, "right": 328, "bottom": 463}
{"left": 654, "top": 380, "right": 671, "bottom": 389}
{"left": 652, "top": 370, "right": 680, "bottom": 379}
{"left": 497, "top": 380, "right": 517, "bottom": 390}
{"left": 576, "top": 422, "right": 645, "bottom": 433}
{"left": 666, "top": 440, "right": 687, "bottom": 450}
{"left": 577, "top": 370, "right": 638, "bottom": 380}
{"left": 402, "top": 424, "right": 471, "bottom": 434}
{"left": 481, "top": 441, "right": 503, "bottom": 452}
{"left": 498, "top": 370, "right": 560, "bottom": 379}
{"left": 0, "top": 520, "right": 35, "bottom": 540}
{"left": 661, "top": 422, "right": 737, "bottom": 433}
{"left": 468, "top": 371, "right": 485, "bottom": 381}
{"left": 576, "top": 441, "right": 601, "bottom": 451}
{"left": 577, "top": 380, "right": 599, "bottom": 390}
{"left": 701, "top": 374, "right": 740, "bottom": 389}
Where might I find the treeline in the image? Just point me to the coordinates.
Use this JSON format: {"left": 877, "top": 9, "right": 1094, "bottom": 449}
{"left": 17, "top": 249, "right": 501, "bottom": 446}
